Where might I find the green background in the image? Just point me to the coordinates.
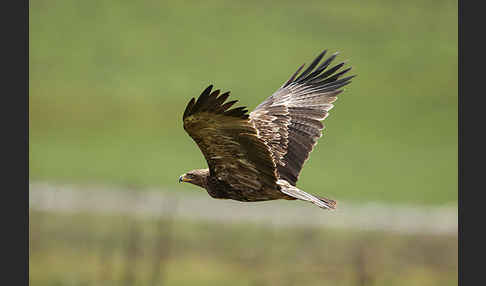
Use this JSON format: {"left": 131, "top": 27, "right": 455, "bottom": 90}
{"left": 30, "top": 0, "right": 457, "bottom": 205}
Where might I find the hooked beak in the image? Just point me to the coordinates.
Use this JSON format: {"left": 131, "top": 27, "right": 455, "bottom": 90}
{"left": 179, "top": 174, "right": 191, "bottom": 183}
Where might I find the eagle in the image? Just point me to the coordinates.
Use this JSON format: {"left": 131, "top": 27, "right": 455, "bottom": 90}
{"left": 179, "top": 50, "right": 355, "bottom": 209}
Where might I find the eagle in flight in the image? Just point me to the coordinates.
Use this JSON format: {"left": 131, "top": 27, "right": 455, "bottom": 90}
{"left": 179, "top": 50, "right": 355, "bottom": 209}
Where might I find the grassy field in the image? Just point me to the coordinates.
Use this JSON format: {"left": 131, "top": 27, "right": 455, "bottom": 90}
{"left": 29, "top": 0, "right": 457, "bottom": 205}
{"left": 29, "top": 210, "right": 457, "bottom": 286}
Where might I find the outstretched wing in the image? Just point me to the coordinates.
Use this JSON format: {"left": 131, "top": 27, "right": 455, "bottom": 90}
{"left": 251, "top": 50, "right": 355, "bottom": 186}
{"left": 183, "top": 85, "right": 279, "bottom": 191}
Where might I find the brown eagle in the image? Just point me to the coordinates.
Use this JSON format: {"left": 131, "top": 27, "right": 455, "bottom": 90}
{"left": 179, "top": 50, "right": 354, "bottom": 209}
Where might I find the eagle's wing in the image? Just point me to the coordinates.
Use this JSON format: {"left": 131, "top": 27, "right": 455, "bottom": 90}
{"left": 250, "top": 50, "right": 355, "bottom": 186}
{"left": 183, "top": 85, "right": 279, "bottom": 191}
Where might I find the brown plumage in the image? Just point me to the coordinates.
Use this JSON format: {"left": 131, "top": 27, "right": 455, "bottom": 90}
{"left": 179, "top": 50, "right": 355, "bottom": 209}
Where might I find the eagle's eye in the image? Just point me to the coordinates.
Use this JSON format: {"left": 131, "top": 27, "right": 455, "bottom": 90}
{"left": 179, "top": 173, "right": 194, "bottom": 183}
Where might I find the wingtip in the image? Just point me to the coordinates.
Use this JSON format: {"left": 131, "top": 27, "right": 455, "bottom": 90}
{"left": 316, "top": 49, "right": 327, "bottom": 61}
{"left": 202, "top": 84, "right": 213, "bottom": 95}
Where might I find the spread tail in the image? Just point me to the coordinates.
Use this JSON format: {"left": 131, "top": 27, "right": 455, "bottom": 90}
{"left": 277, "top": 179, "right": 337, "bottom": 210}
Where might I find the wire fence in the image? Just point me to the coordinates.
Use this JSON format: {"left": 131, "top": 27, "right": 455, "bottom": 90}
{"left": 29, "top": 182, "right": 457, "bottom": 236}
{"left": 29, "top": 182, "right": 458, "bottom": 286}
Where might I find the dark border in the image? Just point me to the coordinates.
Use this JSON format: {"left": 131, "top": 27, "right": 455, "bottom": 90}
{"left": 458, "top": 0, "right": 481, "bottom": 284}
{"left": 2, "top": 0, "right": 29, "bottom": 284}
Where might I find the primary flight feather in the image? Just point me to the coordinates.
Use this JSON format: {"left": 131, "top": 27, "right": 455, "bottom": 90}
{"left": 179, "top": 50, "right": 355, "bottom": 209}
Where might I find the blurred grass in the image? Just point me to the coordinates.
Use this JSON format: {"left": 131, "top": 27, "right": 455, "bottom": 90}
{"left": 30, "top": 210, "right": 458, "bottom": 286}
{"left": 29, "top": 0, "right": 457, "bottom": 205}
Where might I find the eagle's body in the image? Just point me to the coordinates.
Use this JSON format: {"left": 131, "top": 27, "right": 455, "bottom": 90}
{"left": 179, "top": 50, "right": 354, "bottom": 209}
{"left": 207, "top": 175, "right": 289, "bottom": 202}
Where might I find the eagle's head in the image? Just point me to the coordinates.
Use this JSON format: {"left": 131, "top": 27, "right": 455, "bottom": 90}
{"left": 179, "top": 168, "right": 209, "bottom": 189}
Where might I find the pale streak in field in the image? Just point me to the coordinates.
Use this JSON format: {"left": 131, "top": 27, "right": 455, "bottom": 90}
{"left": 29, "top": 182, "right": 457, "bottom": 236}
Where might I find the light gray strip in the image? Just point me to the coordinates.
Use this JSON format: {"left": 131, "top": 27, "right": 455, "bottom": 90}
{"left": 29, "top": 182, "right": 457, "bottom": 236}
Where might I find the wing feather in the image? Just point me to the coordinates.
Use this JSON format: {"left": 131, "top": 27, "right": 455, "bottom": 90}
{"left": 183, "top": 85, "right": 279, "bottom": 191}
{"left": 251, "top": 50, "right": 355, "bottom": 186}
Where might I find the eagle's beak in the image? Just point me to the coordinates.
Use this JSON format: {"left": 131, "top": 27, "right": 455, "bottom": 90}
{"left": 179, "top": 174, "right": 191, "bottom": 183}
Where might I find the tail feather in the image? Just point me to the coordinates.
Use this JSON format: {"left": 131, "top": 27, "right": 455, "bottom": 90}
{"left": 315, "top": 195, "right": 337, "bottom": 209}
{"left": 277, "top": 179, "right": 336, "bottom": 210}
